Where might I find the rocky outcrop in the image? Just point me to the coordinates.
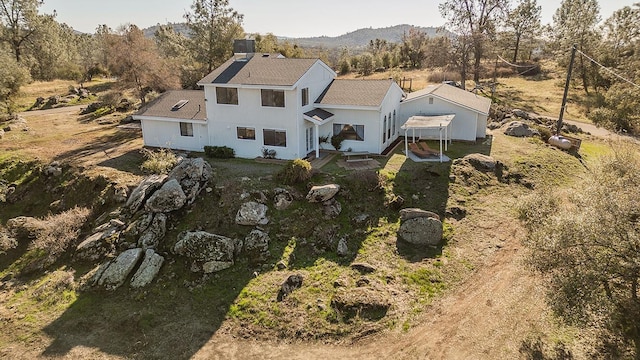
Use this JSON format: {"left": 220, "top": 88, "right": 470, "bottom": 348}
{"left": 503, "top": 121, "right": 539, "bottom": 138}
{"left": 75, "top": 224, "right": 121, "bottom": 261}
{"left": 235, "top": 201, "right": 269, "bottom": 226}
{"left": 145, "top": 179, "right": 187, "bottom": 213}
{"left": 166, "top": 158, "right": 212, "bottom": 206}
{"left": 137, "top": 213, "right": 167, "bottom": 249}
{"left": 173, "top": 231, "right": 242, "bottom": 273}
{"left": 130, "top": 249, "right": 164, "bottom": 288}
{"left": 125, "top": 175, "right": 167, "bottom": 213}
{"left": 97, "top": 248, "right": 144, "bottom": 290}
{"left": 306, "top": 184, "right": 340, "bottom": 203}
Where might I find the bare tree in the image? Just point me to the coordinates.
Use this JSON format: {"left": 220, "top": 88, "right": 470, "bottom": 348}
{"left": 439, "top": 0, "right": 509, "bottom": 84}
{"left": 107, "top": 25, "right": 180, "bottom": 105}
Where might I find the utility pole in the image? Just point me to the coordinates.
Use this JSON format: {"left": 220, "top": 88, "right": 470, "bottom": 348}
{"left": 491, "top": 56, "right": 498, "bottom": 99}
{"left": 557, "top": 44, "right": 577, "bottom": 135}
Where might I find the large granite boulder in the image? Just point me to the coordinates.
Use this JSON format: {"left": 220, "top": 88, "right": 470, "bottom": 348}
{"left": 173, "top": 231, "right": 242, "bottom": 273}
{"left": 130, "top": 249, "right": 164, "bottom": 288}
{"left": 167, "top": 158, "right": 212, "bottom": 206}
{"left": 236, "top": 201, "right": 269, "bottom": 226}
{"left": 137, "top": 213, "right": 167, "bottom": 249}
{"left": 145, "top": 179, "right": 187, "bottom": 213}
{"left": 306, "top": 184, "right": 340, "bottom": 203}
{"left": 244, "top": 229, "right": 270, "bottom": 265}
{"left": 75, "top": 224, "right": 121, "bottom": 261}
{"left": 98, "top": 248, "right": 144, "bottom": 290}
{"left": 462, "top": 153, "right": 498, "bottom": 172}
{"left": 503, "top": 121, "right": 539, "bottom": 137}
{"left": 398, "top": 209, "right": 442, "bottom": 246}
{"left": 125, "top": 175, "right": 167, "bottom": 213}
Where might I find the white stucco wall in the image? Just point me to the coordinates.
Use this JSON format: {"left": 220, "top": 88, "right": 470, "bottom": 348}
{"left": 140, "top": 119, "right": 207, "bottom": 151}
{"left": 399, "top": 96, "right": 484, "bottom": 141}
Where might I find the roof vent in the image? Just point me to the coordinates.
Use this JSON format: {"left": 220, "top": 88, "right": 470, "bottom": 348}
{"left": 262, "top": 53, "right": 270, "bottom": 58}
{"left": 172, "top": 100, "right": 189, "bottom": 111}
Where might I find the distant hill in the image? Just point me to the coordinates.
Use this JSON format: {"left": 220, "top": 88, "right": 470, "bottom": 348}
{"left": 141, "top": 23, "right": 448, "bottom": 49}
{"left": 283, "top": 24, "right": 448, "bottom": 48}
{"left": 143, "top": 23, "right": 190, "bottom": 38}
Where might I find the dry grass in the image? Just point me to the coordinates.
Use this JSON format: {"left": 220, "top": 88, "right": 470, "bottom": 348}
{"left": 30, "top": 207, "right": 91, "bottom": 256}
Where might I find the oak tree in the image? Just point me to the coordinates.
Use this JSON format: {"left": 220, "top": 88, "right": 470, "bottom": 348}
{"left": 439, "top": 0, "right": 509, "bottom": 84}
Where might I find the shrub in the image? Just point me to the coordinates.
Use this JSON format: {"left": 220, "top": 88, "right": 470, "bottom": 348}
{"left": 331, "top": 134, "right": 345, "bottom": 151}
{"left": 261, "top": 147, "right": 276, "bottom": 159}
{"left": 204, "top": 146, "right": 235, "bottom": 159}
{"left": 533, "top": 125, "right": 552, "bottom": 142}
{"left": 140, "top": 148, "right": 178, "bottom": 174}
{"left": 277, "top": 159, "right": 312, "bottom": 185}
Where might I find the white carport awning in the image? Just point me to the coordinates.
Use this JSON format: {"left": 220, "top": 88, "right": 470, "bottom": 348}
{"left": 401, "top": 114, "right": 455, "bottom": 163}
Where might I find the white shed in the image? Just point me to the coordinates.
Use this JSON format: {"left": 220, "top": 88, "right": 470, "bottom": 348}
{"left": 399, "top": 84, "right": 491, "bottom": 142}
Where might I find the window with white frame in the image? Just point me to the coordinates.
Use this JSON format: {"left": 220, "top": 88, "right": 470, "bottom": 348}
{"left": 387, "top": 112, "right": 392, "bottom": 139}
{"left": 261, "top": 89, "right": 285, "bottom": 107}
{"left": 302, "top": 87, "right": 309, "bottom": 106}
{"left": 237, "top": 127, "right": 255, "bottom": 140}
{"left": 263, "top": 129, "right": 287, "bottom": 147}
{"left": 180, "top": 122, "right": 193, "bottom": 137}
{"left": 333, "top": 123, "right": 364, "bottom": 141}
{"left": 392, "top": 110, "right": 396, "bottom": 136}
{"left": 216, "top": 87, "right": 238, "bottom": 105}
{"left": 383, "top": 115, "right": 387, "bottom": 142}
{"left": 428, "top": 97, "right": 434, "bottom": 104}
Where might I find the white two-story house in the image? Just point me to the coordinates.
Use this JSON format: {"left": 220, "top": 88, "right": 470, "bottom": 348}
{"left": 134, "top": 41, "right": 489, "bottom": 160}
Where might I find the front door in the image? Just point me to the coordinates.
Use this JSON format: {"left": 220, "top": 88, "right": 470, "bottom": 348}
{"left": 306, "top": 127, "right": 315, "bottom": 153}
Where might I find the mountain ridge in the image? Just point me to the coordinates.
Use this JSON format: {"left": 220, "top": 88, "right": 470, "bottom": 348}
{"left": 142, "top": 23, "right": 446, "bottom": 48}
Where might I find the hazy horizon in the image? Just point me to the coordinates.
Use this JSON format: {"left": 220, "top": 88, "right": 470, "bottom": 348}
{"left": 41, "top": 0, "right": 636, "bottom": 38}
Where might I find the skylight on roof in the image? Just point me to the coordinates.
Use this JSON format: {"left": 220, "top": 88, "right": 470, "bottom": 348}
{"left": 172, "top": 100, "right": 189, "bottom": 111}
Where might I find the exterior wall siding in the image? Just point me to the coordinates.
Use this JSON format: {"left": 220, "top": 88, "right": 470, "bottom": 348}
{"left": 399, "top": 97, "right": 482, "bottom": 141}
{"left": 141, "top": 119, "right": 207, "bottom": 151}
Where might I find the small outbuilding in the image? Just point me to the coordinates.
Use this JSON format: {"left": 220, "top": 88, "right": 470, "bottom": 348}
{"left": 399, "top": 84, "right": 491, "bottom": 142}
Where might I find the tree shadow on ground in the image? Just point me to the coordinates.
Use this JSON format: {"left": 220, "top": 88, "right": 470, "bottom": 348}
{"left": 388, "top": 137, "right": 493, "bottom": 262}
{"left": 519, "top": 336, "right": 574, "bottom": 360}
{"left": 52, "top": 129, "right": 141, "bottom": 167}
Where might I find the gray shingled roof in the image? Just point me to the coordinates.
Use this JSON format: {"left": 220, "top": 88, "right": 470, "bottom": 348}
{"left": 404, "top": 84, "right": 491, "bottom": 115}
{"left": 316, "top": 79, "right": 395, "bottom": 107}
{"left": 198, "top": 55, "right": 319, "bottom": 86}
{"left": 304, "top": 108, "right": 334, "bottom": 122}
{"left": 136, "top": 90, "right": 206, "bottom": 121}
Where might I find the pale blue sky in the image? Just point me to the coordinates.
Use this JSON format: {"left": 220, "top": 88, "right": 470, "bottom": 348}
{"left": 41, "top": 0, "right": 636, "bottom": 37}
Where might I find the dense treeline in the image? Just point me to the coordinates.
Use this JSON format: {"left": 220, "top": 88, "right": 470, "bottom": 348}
{"left": 0, "top": 0, "right": 639, "bottom": 133}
